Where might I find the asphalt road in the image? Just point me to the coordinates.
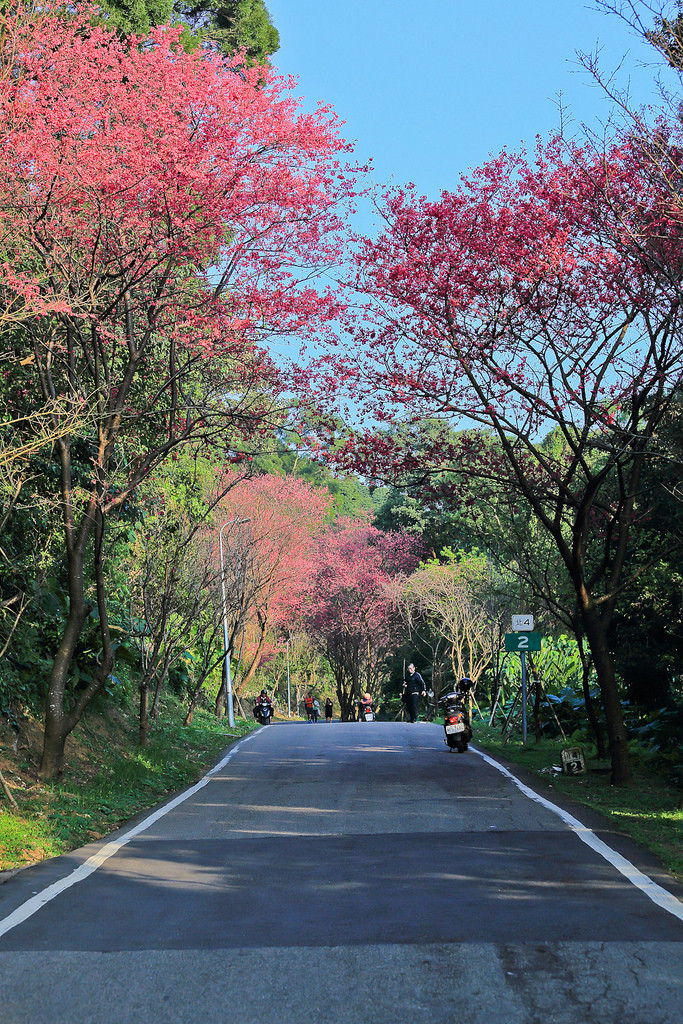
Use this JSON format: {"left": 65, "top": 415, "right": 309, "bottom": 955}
{"left": 0, "top": 721, "right": 682, "bottom": 1024}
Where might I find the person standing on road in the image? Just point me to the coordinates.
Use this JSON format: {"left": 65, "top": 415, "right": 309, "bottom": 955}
{"left": 402, "top": 663, "right": 426, "bottom": 723}
{"left": 324, "top": 697, "right": 334, "bottom": 722}
{"left": 304, "top": 692, "right": 314, "bottom": 722}
{"left": 312, "top": 698, "right": 320, "bottom": 723}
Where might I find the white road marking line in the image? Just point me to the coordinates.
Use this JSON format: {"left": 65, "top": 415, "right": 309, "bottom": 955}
{"left": 0, "top": 731, "right": 258, "bottom": 939}
{"left": 472, "top": 745, "right": 683, "bottom": 924}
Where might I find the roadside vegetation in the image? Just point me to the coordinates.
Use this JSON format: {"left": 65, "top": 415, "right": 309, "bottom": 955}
{"left": 0, "top": 700, "right": 255, "bottom": 873}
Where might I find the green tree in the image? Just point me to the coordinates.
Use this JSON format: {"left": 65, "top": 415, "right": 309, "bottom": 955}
{"left": 177, "top": 0, "right": 279, "bottom": 59}
{"left": 253, "top": 436, "right": 378, "bottom": 520}
{"left": 607, "top": 401, "right": 683, "bottom": 710}
{"left": 401, "top": 549, "right": 499, "bottom": 694}
{"left": 100, "top": 0, "right": 279, "bottom": 59}
{"left": 98, "top": 0, "right": 175, "bottom": 38}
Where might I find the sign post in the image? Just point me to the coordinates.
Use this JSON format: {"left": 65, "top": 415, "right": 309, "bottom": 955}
{"left": 521, "top": 648, "right": 527, "bottom": 743}
{"left": 504, "top": 619, "right": 540, "bottom": 745}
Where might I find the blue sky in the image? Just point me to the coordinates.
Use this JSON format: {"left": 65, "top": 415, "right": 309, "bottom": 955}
{"left": 267, "top": 0, "right": 666, "bottom": 221}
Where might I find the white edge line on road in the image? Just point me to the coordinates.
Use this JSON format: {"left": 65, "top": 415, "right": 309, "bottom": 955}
{"left": 472, "top": 745, "right": 683, "bottom": 924}
{"left": 0, "top": 730, "right": 259, "bottom": 940}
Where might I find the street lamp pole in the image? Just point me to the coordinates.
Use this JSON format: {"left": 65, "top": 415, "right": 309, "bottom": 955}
{"left": 219, "top": 518, "right": 249, "bottom": 729}
{"left": 286, "top": 638, "right": 291, "bottom": 717}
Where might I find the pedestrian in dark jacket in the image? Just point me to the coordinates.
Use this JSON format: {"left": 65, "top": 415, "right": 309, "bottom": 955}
{"left": 324, "top": 697, "right": 334, "bottom": 722}
{"left": 402, "top": 663, "right": 426, "bottom": 723}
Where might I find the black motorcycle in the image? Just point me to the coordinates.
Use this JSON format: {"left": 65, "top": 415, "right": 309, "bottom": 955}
{"left": 254, "top": 699, "right": 273, "bottom": 725}
{"left": 439, "top": 682, "right": 473, "bottom": 752}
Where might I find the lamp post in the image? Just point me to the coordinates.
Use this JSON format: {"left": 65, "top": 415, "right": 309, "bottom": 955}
{"left": 286, "top": 638, "right": 291, "bottom": 717}
{"left": 219, "top": 518, "right": 249, "bottom": 729}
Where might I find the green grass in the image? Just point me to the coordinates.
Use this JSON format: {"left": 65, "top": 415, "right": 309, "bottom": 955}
{"left": 0, "top": 702, "right": 257, "bottom": 872}
{"left": 473, "top": 721, "right": 683, "bottom": 883}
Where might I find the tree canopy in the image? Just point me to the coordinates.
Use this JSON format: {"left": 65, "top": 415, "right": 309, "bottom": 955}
{"left": 100, "top": 0, "right": 279, "bottom": 60}
{"left": 317, "top": 129, "right": 683, "bottom": 783}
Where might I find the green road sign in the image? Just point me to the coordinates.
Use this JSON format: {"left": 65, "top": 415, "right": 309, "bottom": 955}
{"left": 504, "top": 631, "right": 542, "bottom": 652}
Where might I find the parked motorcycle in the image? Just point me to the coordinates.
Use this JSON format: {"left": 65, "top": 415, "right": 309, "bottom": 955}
{"left": 439, "top": 681, "right": 473, "bottom": 752}
{"left": 254, "top": 698, "right": 273, "bottom": 725}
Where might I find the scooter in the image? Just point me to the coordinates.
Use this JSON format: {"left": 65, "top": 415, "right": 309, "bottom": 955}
{"left": 358, "top": 702, "right": 376, "bottom": 722}
{"left": 440, "top": 682, "right": 473, "bottom": 752}
{"left": 254, "top": 699, "right": 273, "bottom": 725}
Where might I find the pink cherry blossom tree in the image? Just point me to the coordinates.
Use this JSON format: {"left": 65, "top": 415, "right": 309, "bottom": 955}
{"left": 209, "top": 474, "right": 332, "bottom": 714}
{"left": 298, "top": 521, "right": 421, "bottom": 719}
{"left": 325, "top": 134, "right": 683, "bottom": 783}
{"left": 0, "top": 4, "right": 359, "bottom": 776}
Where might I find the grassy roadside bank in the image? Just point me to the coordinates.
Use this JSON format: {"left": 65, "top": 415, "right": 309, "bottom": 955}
{"left": 473, "top": 721, "right": 683, "bottom": 884}
{"left": 0, "top": 700, "right": 256, "bottom": 874}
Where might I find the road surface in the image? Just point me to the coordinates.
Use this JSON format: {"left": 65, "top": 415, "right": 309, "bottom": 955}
{"left": 0, "top": 722, "right": 682, "bottom": 1023}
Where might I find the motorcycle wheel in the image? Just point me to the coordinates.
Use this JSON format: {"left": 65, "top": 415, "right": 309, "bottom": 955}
{"left": 456, "top": 739, "right": 468, "bottom": 753}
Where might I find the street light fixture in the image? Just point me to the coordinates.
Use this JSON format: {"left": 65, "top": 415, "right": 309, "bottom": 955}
{"left": 219, "top": 517, "right": 250, "bottom": 729}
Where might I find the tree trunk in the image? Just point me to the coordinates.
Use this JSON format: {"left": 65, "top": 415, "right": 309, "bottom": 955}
{"left": 336, "top": 674, "right": 353, "bottom": 721}
{"left": 39, "top": 731, "right": 68, "bottom": 780}
{"left": 150, "top": 660, "right": 170, "bottom": 719}
{"left": 184, "top": 663, "right": 219, "bottom": 727}
{"left": 578, "top": 642, "right": 607, "bottom": 759}
{"left": 215, "top": 662, "right": 227, "bottom": 719}
{"left": 582, "top": 606, "right": 633, "bottom": 785}
{"left": 39, "top": 497, "right": 115, "bottom": 779}
{"left": 138, "top": 661, "right": 162, "bottom": 745}
{"left": 39, "top": 546, "right": 91, "bottom": 779}
{"left": 0, "top": 769, "right": 18, "bottom": 810}
{"left": 234, "top": 623, "right": 268, "bottom": 695}
{"left": 139, "top": 681, "right": 149, "bottom": 747}
{"left": 185, "top": 678, "right": 204, "bottom": 727}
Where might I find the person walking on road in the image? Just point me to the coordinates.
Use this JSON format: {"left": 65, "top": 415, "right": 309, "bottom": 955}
{"left": 312, "top": 698, "right": 320, "bottom": 723}
{"left": 324, "top": 697, "right": 334, "bottom": 722}
{"left": 402, "top": 663, "right": 426, "bottom": 723}
{"left": 304, "top": 692, "right": 314, "bottom": 722}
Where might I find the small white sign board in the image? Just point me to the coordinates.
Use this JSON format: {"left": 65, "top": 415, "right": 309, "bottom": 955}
{"left": 561, "top": 747, "right": 587, "bottom": 775}
{"left": 512, "top": 614, "right": 534, "bottom": 631}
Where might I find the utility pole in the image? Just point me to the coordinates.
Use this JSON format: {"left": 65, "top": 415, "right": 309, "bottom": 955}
{"left": 218, "top": 518, "right": 250, "bottom": 728}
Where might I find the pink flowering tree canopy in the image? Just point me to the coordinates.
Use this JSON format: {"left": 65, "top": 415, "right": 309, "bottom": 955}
{"left": 211, "top": 473, "right": 332, "bottom": 704}
{"left": 318, "top": 133, "right": 683, "bottom": 782}
{"left": 298, "top": 520, "right": 421, "bottom": 719}
{"left": 0, "top": 3, "right": 360, "bottom": 776}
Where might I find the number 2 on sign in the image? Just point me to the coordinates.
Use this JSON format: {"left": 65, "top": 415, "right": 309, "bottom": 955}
{"left": 518, "top": 635, "right": 529, "bottom": 649}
